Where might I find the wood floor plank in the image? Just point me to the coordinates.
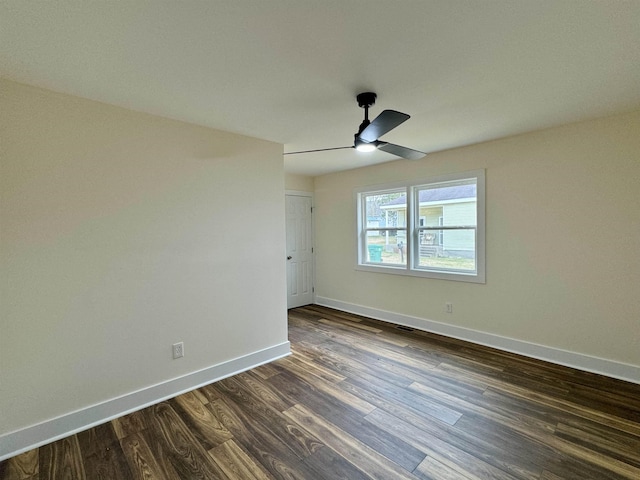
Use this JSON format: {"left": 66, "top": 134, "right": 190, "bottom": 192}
{"left": 212, "top": 375, "right": 323, "bottom": 460}
{"left": 250, "top": 362, "right": 281, "bottom": 380}
{"left": 296, "top": 340, "right": 416, "bottom": 389}
{"left": 540, "top": 452, "right": 634, "bottom": 480}
{"left": 231, "top": 370, "right": 295, "bottom": 412}
{"left": 119, "top": 432, "right": 177, "bottom": 480}
{"left": 342, "top": 374, "right": 547, "bottom": 478}
{"left": 363, "top": 379, "right": 549, "bottom": 479}
{"left": 554, "top": 418, "right": 640, "bottom": 467}
{"left": 364, "top": 408, "right": 523, "bottom": 480}
{"left": 444, "top": 361, "right": 640, "bottom": 437}
{"left": 306, "top": 318, "right": 434, "bottom": 368}
{"left": 414, "top": 455, "right": 477, "bottom": 480}
{"left": 170, "top": 390, "right": 233, "bottom": 450}
{"left": 111, "top": 410, "right": 148, "bottom": 440}
{"left": 408, "top": 382, "right": 640, "bottom": 479}
{"left": 343, "top": 383, "right": 552, "bottom": 479}
{"left": 319, "top": 316, "right": 383, "bottom": 333}
{"left": 38, "top": 435, "right": 86, "bottom": 480}
{"left": 80, "top": 440, "right": 132, "bottom": 480}
{"left": 539, "top": 470, "right": 564, "bottom": 480}
{"left": 452, "top": 415, "right": 560, "bottom": 477}
{"left": 0, "top": 450, "right": 38, "bottom": 480}
{"left": 409, "top": 381, "right": 557, "bottom": 436}
{"left": 141, "top": 401, "right": 230, "bottom": 479}
{"left": 563, "top": 381, "right": 640, "bottom": 422}
{"left": 2, "top": 305, "right": 639, "bottom": 480}
{"left": 77, "top": 422, "right": 120, "bottom": 458}
{"left": 302, "top": 334, "right": 427, "bottom": 383}
{"left": 268, "top": 370, "right": 426, "bottom": 472}
{"left": 299, "top": 443, "right": 375, "bottom": 480}
{"left": 197, "top": 382, "right": 222, "bottom": 404}
{"left": 208, "top": 439, "right": 274, "bottom": 480}
{"left": 268, "top": 358, "right": 376, "bottom": 416}
{"left": 77, "top": 422, "right": 132, "bottom": 480}
{"left": 542, "top": 433, "right": 640, "bottom": 479}
{"left": 335, "top": 359, "right": 464, "bottom": 425}
{"left": 285, "top": 347, "right": 347, "bottom": 383}
{"left": 284, "top": 403, "right": 421, "bottom": 480}
{"left": 207, "top": 397, "right": 322, "bottom": 479}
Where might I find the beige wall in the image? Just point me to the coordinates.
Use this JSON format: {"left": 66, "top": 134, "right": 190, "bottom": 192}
{"left": 285, "top": 173, "right": 314, "bottom": 192}
{"left": 314, "top": 111, "right": 640, "bottom": 370}
{"left": 0, "top": 79, "right": 288, "bottom": 436}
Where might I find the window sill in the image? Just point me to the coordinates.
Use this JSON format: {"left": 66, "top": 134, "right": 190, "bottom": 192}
{"left": 355, "top": 263, "right": 485, "bottom": 284}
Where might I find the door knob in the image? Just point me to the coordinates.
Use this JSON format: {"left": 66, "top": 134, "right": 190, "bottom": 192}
{"left": 287, "top": 256, "right": 292, "bottom": 260}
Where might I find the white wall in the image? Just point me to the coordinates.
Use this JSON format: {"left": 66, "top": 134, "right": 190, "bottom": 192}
{"left": 314, "top": 111, "right": 640, "bottom": 380}
{"left": 285, "top": 173, "right": 314, "bottom": 192}
{"left": 0, "top": 79, "right": 288, "bottom": 455}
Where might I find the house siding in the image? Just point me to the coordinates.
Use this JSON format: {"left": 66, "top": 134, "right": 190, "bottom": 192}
{"left": 442, "top": 201, "right": 476, "bottom": 253}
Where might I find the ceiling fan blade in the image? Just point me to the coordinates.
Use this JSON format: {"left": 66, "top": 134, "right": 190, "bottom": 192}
{"left": 377, "top": 142, "right": 425, "bottom": 160}
{"left": 360, "top": 110, "right": 410, "bottom": 142}
{"left": 284, "top": 146, "right": 353, "bottom": 155}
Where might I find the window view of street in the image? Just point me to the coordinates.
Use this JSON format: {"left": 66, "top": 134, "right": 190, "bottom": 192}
{"left": 361, "top": 182, "right": 477, "bottom": 272}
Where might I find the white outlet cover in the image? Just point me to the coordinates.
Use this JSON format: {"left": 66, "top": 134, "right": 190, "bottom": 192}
{"left": 172, "top": 342, "right": 184, "bottom": 359}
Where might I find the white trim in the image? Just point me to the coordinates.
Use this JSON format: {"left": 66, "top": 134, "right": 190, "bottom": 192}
{"left": 354, "top": 262, "right": 483, "bottom": 283}
{"left": 0, "top": 342, "right": 291, "bottom": 461}
{"left": 315, "top": 297, "right": 640, "bottom": 385}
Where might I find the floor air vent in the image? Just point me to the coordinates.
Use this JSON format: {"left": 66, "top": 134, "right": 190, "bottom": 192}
{"left": 396, "top": 325, "right": 414, "bottom": 332}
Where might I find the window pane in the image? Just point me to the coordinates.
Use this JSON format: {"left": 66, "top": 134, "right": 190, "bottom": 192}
{"left": 364, "top": 191, "right": 406, "bottom": 227}
{"left": 414, "top": 179, "right": 477, "bottom": 272}
{"left": 362, "top": 190, "right": 407, "bottom": 266}
{"left": 418, "top": 232, "right": 476, "bottom": 271}
{"left": 365, "top": 229, "right": 407, "bottom": 265}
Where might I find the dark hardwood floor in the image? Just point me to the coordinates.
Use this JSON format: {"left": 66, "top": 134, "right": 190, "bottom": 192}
{"left": 2, "top": 305, "right": 639, "bottom": 479}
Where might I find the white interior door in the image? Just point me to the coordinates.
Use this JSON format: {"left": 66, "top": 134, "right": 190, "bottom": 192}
{"left": 286, "top": 194, "right": 314, "bottom": 308}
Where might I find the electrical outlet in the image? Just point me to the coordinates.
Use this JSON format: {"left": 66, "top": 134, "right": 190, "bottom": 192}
{"left": 445, "top": 303, "right": 453, "bottom": 314}
{"left": 172, "top": 342, "right": 184, "bottom": 359}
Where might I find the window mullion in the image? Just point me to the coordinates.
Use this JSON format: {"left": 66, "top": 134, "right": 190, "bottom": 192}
{"left": 408, "top": 186, "right": 416, "bottom": 272}
{"left": 358, "top": 192, "right": 366, "bottom": 265}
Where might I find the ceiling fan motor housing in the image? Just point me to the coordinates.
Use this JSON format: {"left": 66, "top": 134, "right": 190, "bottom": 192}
{"left": 356, "top": 92, "right": 377, "bottom": 109}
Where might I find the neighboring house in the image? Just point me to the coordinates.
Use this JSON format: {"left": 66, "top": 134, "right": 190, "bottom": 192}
{"left": 366, "top": 216, "right": 381, "bottom": 235}
{"left": 380, "top": 184, "right": 477, "bottom": 258}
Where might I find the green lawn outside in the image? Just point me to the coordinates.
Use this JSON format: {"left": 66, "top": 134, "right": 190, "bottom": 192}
{"left": 367, "top": 235, "right": 475, "bottom": 270}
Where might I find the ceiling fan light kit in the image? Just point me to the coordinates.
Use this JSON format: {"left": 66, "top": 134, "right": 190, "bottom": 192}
{"left": 285, "top": 92, "right": 426, "bottom": 161}
{"left": 354, "top": 137, "right": 377, "bottom": 152}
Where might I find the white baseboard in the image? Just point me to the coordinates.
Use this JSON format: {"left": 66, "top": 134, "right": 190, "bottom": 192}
{"left": 0, "top": 341, "right": 291, "bottom": 462}
{"left": 315, "top": 297, "right": 640, "bottom": 385}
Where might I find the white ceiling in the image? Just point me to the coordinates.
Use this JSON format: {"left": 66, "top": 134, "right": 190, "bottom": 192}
{"left": 2, "top": 1, "right": 639, "bottom": 176}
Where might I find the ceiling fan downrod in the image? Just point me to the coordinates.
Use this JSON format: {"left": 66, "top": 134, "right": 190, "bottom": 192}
{"left": 356, "top": 92, "right": 377, "bottom": 135}
{"left": 355, "top": 92, "right": 377, "bottom": 150}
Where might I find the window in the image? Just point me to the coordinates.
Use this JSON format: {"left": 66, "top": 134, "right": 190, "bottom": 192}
{"left": 360, "top": 188, "right": 407, "bottom": 266}
{"left": 356, "top": 170, "right": 485, "bottom": 283}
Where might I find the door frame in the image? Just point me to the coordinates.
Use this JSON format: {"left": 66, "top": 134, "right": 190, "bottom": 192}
{"left": 285, "top": 190, "right": 315, "bottom": 308}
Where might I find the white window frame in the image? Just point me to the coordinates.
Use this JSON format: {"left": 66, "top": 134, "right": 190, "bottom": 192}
{"left": 355, "top": 170, "right": 485, "bottom": 283}
{"left": 357, "top": 186, "right": 408, "bottom": 267}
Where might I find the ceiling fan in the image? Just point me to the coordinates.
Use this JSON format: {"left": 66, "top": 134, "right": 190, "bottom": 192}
{"left": 285, "top": 92, "right": 426, "bottom": 160}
